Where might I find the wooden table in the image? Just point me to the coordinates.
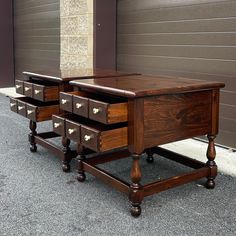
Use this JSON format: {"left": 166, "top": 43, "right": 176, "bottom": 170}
{"left": 54, "top": 75, "right": 224, "bottom": 217}
{"left": 10, "top": 69, "right": 139, "bottom": 172}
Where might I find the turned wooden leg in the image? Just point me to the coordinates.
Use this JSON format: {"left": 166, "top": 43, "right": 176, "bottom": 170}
{"left": 29, "top": 120, "right": 37, "bottom": 152}
{"left": 129, "top": 154, "right": 144, "bottom": 217}
{"left": 206, "top": 135, "right": 217, "bottom": 189}
{"left": 146, "top": 148, "right": 154, "bottom": 163}
{"left": 76, "top": 145, "right": 86, "bottom": 182}
{"left": 61, "top": 137, "right": 71, "bottom": 172}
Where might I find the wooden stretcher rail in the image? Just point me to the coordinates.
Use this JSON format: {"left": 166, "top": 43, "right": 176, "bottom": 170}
{"left": 83, "top": 162, "right": 130, "bottom": 195}
{"left": 153, "top": 147, "right": 206, "bottom": 169}
{"left": 143, "top": 166, "right": 210, "bottom": 197}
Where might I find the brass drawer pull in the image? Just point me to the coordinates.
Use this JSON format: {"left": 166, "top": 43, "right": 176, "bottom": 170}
{"left": 68, "top": 128, "right": 76, "bottom": 135}
{"left": 34, "top": 89, "right": 41, "bottom": 95}
{"left": 16, "top": 85, "right": 21, "bottom": 89}
{"left": 25, "top": 87, "right": 31, "bottom": 92}
{"left": 61, "top": 99, "right": 68, "bottom": 105}
{"left": 18, "top": 106, "right": 24, "bottom": 111}
{"left": 76, "top": 103, "right": 83, "bottom": 109}
{"left": 54, "top": 122, "right": 61, "bottom": 128}
{"left": 93, "top": 108, "right": 101, "bottom": 114}
{"left": 84, "top": 135, "right": 93, "bottom": 142}
{"left": 10, "top": 103, "right": 16, "bottom": 107}
{"left": 27, "top": 110, "right": 34, "bottom": 115}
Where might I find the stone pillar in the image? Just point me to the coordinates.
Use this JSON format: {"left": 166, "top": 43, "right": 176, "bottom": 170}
{"left": 60, "top": 0, "right": 94, "bottom": 70}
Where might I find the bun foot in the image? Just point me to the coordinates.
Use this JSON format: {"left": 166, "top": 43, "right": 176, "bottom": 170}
{"left": 146, "top": 155, "right": 154, "bottom": 163}
{"left": 206, "top": 179, "right": 215, "bottom": 189}
{"left": 62, "top": 163, "right": 70, "bottom": 173}
{"left": 130, "top": 205, "right": 141, "bottom": 217}
{"left": 30, "top": 145, "right": 37, "bottom": 153}
{"left": 77, "top": 173, "right": 86, "bottom": 182}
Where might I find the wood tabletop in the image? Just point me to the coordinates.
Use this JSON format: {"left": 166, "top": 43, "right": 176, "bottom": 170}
{"left": 22, "top": 68, "right": 139, "bottom": 83}
{"left": 70, "top": 75, "right": 225, "bottom": 98}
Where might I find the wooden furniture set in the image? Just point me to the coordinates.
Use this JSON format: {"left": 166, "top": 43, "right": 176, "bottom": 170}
{"left": 10, "top": 72, "right": 224, "bottom": 217}
{"left": 10, "top": 69, "right": 137, "bottom": 172}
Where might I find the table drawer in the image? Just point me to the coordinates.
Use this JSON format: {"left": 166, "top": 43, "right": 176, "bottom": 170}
{"left": 89, "top": 99, "right": 127, "bottom": 124}
{"left": 59, "top": 92, "right": 73, "bottom": 112}
{"left": 33, "top": 84, "right": 59, "bottom": 102}
{"left": 18, "top": 100, "right": 27, "bottom": 117}
{"left": 10, "top": 97, "right": 59, "bottom": 122}
{"left": 24, "top": 81, "right": 33, "bottom": 97}
{"left": 52, "top": 115, "right": 65, "bottom": 136}
{"left": 72, "top": 93, "right": 90, "bottom": 118}
{"left": 81, "top": 124, "right": 128, "bottom": 152}
{"left": 65, "top": 119, "right": 81, "bottom": 142}
{"left": 26, "top": 103, "right": 59, "bottom": 122}
{"left": 10, "top": 98, "right": 18, "bottom": 113}
{"left": 60, "top": 91, "right": 128, "bottom": 124}
{"left": 15, "top": 80, "right": 24, "bottom": 95}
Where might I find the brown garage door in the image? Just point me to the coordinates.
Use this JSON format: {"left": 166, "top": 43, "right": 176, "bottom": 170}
{"left": 117, "top": 0, "right": 236, "bottom": 148}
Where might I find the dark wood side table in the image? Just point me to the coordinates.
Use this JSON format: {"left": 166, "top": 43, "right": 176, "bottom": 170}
{"left": 61, "top": 75, "right": 224, "bottom": 217}
{"left": 10, "top": 69, "right": 139, "bottom": 172}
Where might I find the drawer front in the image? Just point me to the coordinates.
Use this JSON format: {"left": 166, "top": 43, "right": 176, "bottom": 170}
{"left": 60, "top": 92, "right": 73, "bottom": 112}
{"left": 24, "top": 82, "right": 33, "bottom": 97}
{"left": 52, "top": 115, "right": 65, "bottom": 136}
{"left": 33, "top": 84, "right": 45, "bottom": 101}
{"left": 73, "top": 95, "right": 89, "bottom": 117}
{"left": 17, "top": 101, "right": 26, "bottom": 117}
{"left": 65, "top": 120, "right": 81, "bottom": 142}
{"left": 89, "top": 99, "right": 108, "bottom": 124}
{"left": 81, "top": 125, "right": 128, "bottom": 152}
{"left": 10, "top": 98, "right": 18, "bottom": 113}
{"left": 81, "top": 126, "right": 100, "bottom": 152}
{"left": 15, "top": 80, "right": 24, "bottom": 95}
{"left": 26, "top": 104, "right": 37, "bottom": 121}
{"left": 100, "top": 127, "right": 128, "bottom": 152}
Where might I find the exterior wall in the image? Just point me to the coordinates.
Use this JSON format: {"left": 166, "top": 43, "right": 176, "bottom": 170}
{"left": 117, "top": 0, "right": 236, "bottom": 148}
{"left": 60, "top": 0, "right": 93, "bottom": 70}
{"left": 0, "top": 0, "right": 14, "bottom": 87}
{"left": 14, "top": 0, "right": 60, "bottom": 80}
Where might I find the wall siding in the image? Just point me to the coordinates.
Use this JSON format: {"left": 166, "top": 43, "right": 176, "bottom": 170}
{"left": 14, "top": 0, "right": 60, "bottom": 81}
{"left": 117, "top": 0, "right": 236, "bottom": 148}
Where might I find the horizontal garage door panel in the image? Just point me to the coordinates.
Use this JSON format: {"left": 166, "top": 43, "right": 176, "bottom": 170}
{"left": 118, "top": 0, "right": 230, "bottom": 12}
{"left": 117, "top": 55, "right": 236, "bottom": 77}
{"left": 118, "top": 33, "right": 236, "bottom": 46}
{"left": 118, "top": 1, "right": 236, "bottom": 23}
{"left": 118, "top": 45, "right": 236, "bottom": 61}
{"left": 118, "top": 18, "right": 236, "bottom": 34}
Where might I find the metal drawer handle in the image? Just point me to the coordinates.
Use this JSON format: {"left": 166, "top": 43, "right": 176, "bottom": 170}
{"left": 68, "top": 128, "right": 76, "bottom": 135}
{"left": 27, "top": 110, "right": 34, "bottom": 115}
{"left": 25, "top": 87, "right": 31, "bottom": 92}
{"left": 54, "top": 122, "right": 61, "bottom": 128}
{"left": 34, "top": 89, "right": 41, "bottom": 95}
{"left": 16, "top": 85, "right": 21, "bottom": 89}
{"left": 18, "top": 106, "right": 24, "bottom": 111}
{"left": 10, "top": 103, "right": 16, "bottom": 107}
{"left": 93, "top": 108, "right": 101, "bottom": 114}
{"left": 84, "top": 135, "right": 93, "bottom": 142}
{"left": 61, "top": 99, "right": 68, "bottom": 105}
{"left": 76, "top": 103, "right": 83, "bottom": 109}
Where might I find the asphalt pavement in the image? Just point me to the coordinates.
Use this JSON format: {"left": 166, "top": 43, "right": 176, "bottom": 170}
{"left": 0, "top": 94, "right": 236, "bottom": 236}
